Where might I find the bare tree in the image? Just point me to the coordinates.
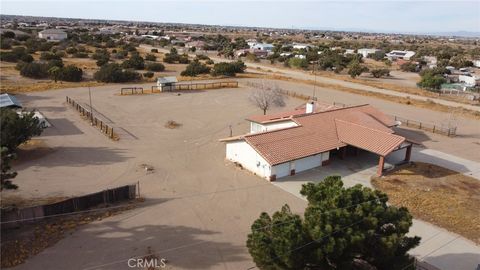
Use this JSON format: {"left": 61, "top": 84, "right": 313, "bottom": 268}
{"left": 249, "top": 84, "right": 286, "bottom": 115}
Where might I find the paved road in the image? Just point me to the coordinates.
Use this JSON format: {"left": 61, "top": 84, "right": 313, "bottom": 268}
{"left": 140, "top": 44, "right": 480, "bottom": 112}
{"left": 272, "top": 149, "right": 480, "bottom": 270}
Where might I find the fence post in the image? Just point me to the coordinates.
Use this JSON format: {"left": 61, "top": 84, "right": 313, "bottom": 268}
{"left": 447, "top": 128, "right": 451, "bottom": 137}
{"left": 137, "top": 181, "right": 140, "bottom": 198}
{"left": 433, "top": 125, "right": 436, "bottom": 133}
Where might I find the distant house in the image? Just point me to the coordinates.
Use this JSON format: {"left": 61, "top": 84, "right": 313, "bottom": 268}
{"left": 386, "top": 50, "right": 416, "bottom": 61}
{"left": 358, "top": 48, "right": 381, "bottom": 58}
{"left": 473, "top": 60, "right": 480, "bottom": 68}
{"left": 292, "top": 43, "right": 312, "bottom": 50}
{"left": 344, "top": 49, "right": 355, "bottom": 55}
{"left": 186, "top": 41, "right": 205, "bottom": 49}
{"left": 0, "top": 93, "right": 22, "bottom": 109}
{"left": 38, "top": 29, "right": 67, "bottom": 41}
{"left": 458, "top": 75, "right": 479, "bottom": 87}
{"left": 250, "top": 43, "right": 274, "bottom": 52}
{"left": 221, "top": 102, "right": 413, "bottom": 180}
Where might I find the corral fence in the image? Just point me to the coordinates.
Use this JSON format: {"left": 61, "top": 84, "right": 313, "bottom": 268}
{"left": 121, "top": 87, "right": 144, "bottom": 95}
{"left": 1, "top": 184, "right": 138, "bottom": 229}
{"left": 66, "top": 96, "right": 117, "bottom": 140}
{"left": 120, "top": 81, "right": 239, "bottom": 95}
{"left": 393, "top": 115, "right": 457, "bottom": 137}
{"left": 153, "top": 81, "right": 239, "bottom": 92}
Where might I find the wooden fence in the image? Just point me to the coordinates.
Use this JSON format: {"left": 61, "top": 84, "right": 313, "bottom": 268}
{"left": 393, "top": 115, "right": 457, "bottom": 137}
{"left": 121, "top": 87, "right": 144, "bottom": 95}
{"left": 119, "top": 81, "right": 238, "bottom": 95}
{"left": 66, "top": 96, "right": 117, "bottom": 140}
{"left": 1, "top": 184, "right": 137, "bottom": 228}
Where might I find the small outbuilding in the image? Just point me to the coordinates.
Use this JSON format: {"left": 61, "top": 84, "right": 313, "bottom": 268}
{"left": 157, "top": 76, "right": 178, "bottom": 91}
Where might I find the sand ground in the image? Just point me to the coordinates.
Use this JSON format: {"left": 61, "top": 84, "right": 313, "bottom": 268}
{"left": 4, "top": 78, "right": 480, "bottom": 269}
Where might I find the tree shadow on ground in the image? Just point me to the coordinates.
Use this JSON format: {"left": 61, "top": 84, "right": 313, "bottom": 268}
{"left": 10, "top": 197, "right": 248, "bottom": 270}
{"left": 42, "top": 118, "right": 84, "bottom": 136}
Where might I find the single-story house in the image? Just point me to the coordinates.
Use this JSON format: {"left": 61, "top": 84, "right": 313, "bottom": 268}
{"left": 386, "top": 50, "right": 416, "bottom": 61}
{"left": 0, "top": 93, "right": 22, "bottom": 108}
{"left": 250, "top": 43, "right": 274, "bottom": 52}
{"left": 38, "top": 29, "right": 67, "bottom": 41}
{"left": 358, "top": 48, "right": 381, "bottom": 58}
{"left": 292, "top": 43, "right": 312, "bottom": 50}
{"left": 221, "top": 102, "right": 413, "bottom": 180}
{"left": 458, "top": 75, "right": 479, "bottom": 87}
{"left": 473, "top": 60, "right": 480, "bottom": 68}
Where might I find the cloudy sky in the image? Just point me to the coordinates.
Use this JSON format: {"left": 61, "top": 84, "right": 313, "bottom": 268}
{"left": 1, "top": 0, "right": 479, "bottom": 34}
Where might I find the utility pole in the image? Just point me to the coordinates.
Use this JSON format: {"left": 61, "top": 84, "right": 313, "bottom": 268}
{"left": 312, "top": 61, "right": 317, "bottom": 101}
{"left": 88, "top": 87, "right": 93, "bottom": 124}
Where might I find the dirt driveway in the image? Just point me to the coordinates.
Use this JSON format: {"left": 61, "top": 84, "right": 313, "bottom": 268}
{"left": 8, "top": 84, "right": 307, "bottom": 270}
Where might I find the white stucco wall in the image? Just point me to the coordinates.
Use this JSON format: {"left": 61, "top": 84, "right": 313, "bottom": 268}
{"left": 271, "top": 152, "right": 330, "bottom": 179}
{"left": 226, "top": 140, "right": 271, "bottom": 178}
{"left": 39, "top": 33, "right": 67, "bottom": 41}
{"left": 249, "top": 120, "right": 297, "bottom": 133}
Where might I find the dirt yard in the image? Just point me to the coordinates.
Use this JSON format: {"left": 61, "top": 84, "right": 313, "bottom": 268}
{"left": 372, "top": 162, "right": 480, "bottom": 244}
{"left": 3, "top": 77, "right": 480, "bottom": 269}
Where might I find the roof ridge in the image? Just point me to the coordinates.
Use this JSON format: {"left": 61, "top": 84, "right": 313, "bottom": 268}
{"left": 334, "top": 118, "right": 396, "bottom": 136}
{"left": 293, "top": 104, "right": 370, "bottom": 118}
{"left": 244, "top": 125, "right": 302, "bottom": 138}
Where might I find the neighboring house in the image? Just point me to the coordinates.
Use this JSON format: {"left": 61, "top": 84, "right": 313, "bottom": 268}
{"left": 423, "top": 56, "right": 438, "bottom": 68}
{"left": 386, "top": 50, "right": 416, "bottom": 60}
{"left": 344, "top": 49, "right": 355, "bottom": 55}
{"left": 473, "top": 60, "right": 480, "bottom": 68}
{"left": 294, "top": 54, "right": 306, "bottom": 59}
{"left": 236, "top": 49, "right": 269, "bottom": 58}
{"left": 458, "top": 75, "right": 479, "bottom": 87}
{"left": 221, "top": 102, "right": 413, "bottom": 180}
{"left": 358, "top": 48, "right": 381, "bottom": 58}
{"left": 38, "top": 29, "right": 67, "bottom": 41}
{"left": 250, "top": 43, "right": 274, "bottom": 52}
{"left": 186, "top": 40, "right": 205, "bottom": 49}
{"left": 0, "top": 93, "right": 22, "bottom": 109}
{"left": 292, "top": 43, "right": 312, "bottom": 50}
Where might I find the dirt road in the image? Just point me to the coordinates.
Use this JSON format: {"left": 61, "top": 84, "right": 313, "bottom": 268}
{"left": 140, "top": 44, "right": 480, "bottom": 113}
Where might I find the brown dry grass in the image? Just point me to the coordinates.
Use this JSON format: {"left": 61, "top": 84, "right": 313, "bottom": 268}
{"left": 372, "top": 162, "right": 480, "bottom": 244}
{"left": 262, "top": 74, "right": 480, "bottom": 120}
{"left": 0, "top": 80, "right": 106, "bottom": 93}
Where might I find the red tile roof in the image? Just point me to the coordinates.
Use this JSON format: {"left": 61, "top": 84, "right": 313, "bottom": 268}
{"left": 240, "top": 104, "right": 403, "bottom": 165}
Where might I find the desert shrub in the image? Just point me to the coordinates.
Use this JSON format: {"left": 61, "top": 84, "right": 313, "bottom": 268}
{"left": 94, "top": 63, "right": 140, "bottom": 82}
{"left": 59, "top": 65, "right": 83, "bottom": 82}
{"left": 206, "top": 59, "right": 214, "bottom": 65}
{"left": 143, "top": 71, "right": 154, "bottom": 78}
{"left": 0, "top": 38, "right": 12, "bottom": 49}
{"left": 19, "top": 62, "right": 49, "bottom": 78}
{"left": 91, "top": 49, "right": 110, "bottom": 60}
{"left": 66, "top": 47, "right": 78, "bottom": 54}
{"left": 195, "top": 54, "right": 210, "bottom": 61}
{"left": 371, "top": 68, "right": 390, "bottom": 78}
{"left": 400, "top": 62, "right": 418, "bottom": 72}
{"left": 146, "top": 62, "right": 165, "bottom": 72}
{"left": 55, "top": 51, "right": 66, "bottom": 58}
{"left": 73, "top": 52, "right": 89, "bottom": 58}
{"left": 211, "top": 61, "right": 246, "bottom": 76}
{"left": 121, "top": 54, "right": 144, "bottom": 70}
{"left": 36, "top": 42, "right": 54, "bottom": 52}
{"left": 145, "top": 53, "right": 157, "bottom": 61}
{"left": 150, "top": 48, "right": 158, "bottom": 53}
{"left": 46, "top": 59, "right": 64, "bottom": 69}
{"left": 180, "top": 60, "right": 210, "bottom": 77}
{"left": 40, "top": 52, "right": 62, "bottom": 61}
{"left": 178, "top": 54, "right": 189, "bottom": 64}
{"left": 0, "top": 47, "right": 32, "bottom": 62}
{"left": 288, "top": 57, "right": 308, "bottom": 69}
{"left": 96, "top": 58, "right": 109, "bottom": 67}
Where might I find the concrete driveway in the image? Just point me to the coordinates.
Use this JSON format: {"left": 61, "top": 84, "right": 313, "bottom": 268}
{"left": 272, "top": 148, "right": 480, "bottom": 270}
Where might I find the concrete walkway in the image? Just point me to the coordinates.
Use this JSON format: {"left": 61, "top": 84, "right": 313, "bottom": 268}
{"left": 272, "top": 149, "right": 480, "bottom": 270}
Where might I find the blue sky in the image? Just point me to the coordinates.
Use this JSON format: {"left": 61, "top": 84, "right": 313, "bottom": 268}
{"left": 1, "top": 1, "right": 479, "bottom": 33}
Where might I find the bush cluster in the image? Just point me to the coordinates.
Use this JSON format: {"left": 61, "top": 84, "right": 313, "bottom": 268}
{"left": 94, "top": 63, "right": 140, "bottom": 82}
{"left": 210, "top": 61, "right": 246, "bottom": 77}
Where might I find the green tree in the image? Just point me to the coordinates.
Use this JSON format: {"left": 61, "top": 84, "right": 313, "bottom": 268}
{"left": 146, "top": 62, "right": 165, "bottom": 72}
{"left": 371, "top": 68, "right": 390, "bottom": 78}
{"left": 180, "top": 60, "right": 210, "bottom": 77}
{"left": 288, "top": 57, "right": 309, "bottom": 69}
{"left": 348, "top": 62, "right": 369, "bottom": 78}
{"left": 145, "top": 53, "right": 157, "bottom": 61}
{"left": 19, "top": 62, "right": 49, "bottom": 79}
{"left": 247, "top": 176, "right": 420, "bottom": 270}
{"left": 211, "top": 61, "right": 246, "bottom": 77}
{"left": 59, "top": 65, "right": 83, "bottom": 82}
{"left": 48, "top": 66, "right": 62, "bottom": 82}
{"left": 0, "top": 109, "right": 44, "bottom": 189}
{"left": 94, "top": 63, "right": 140, "bottom": 83}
